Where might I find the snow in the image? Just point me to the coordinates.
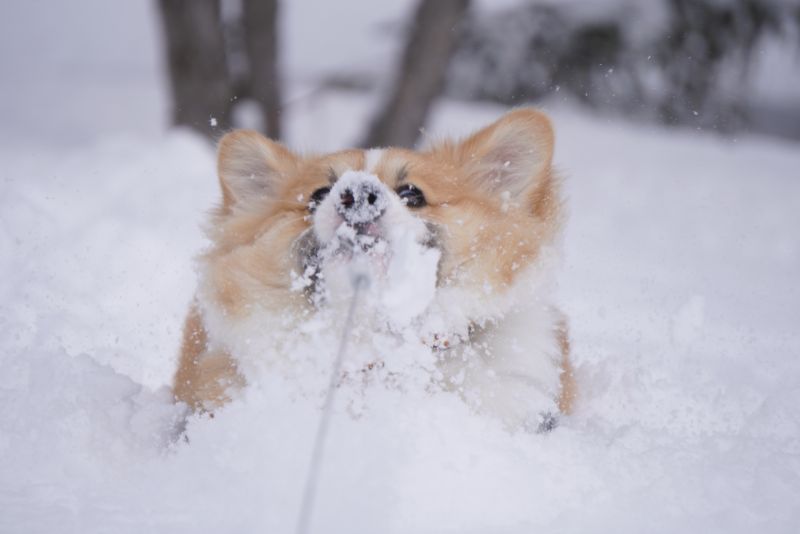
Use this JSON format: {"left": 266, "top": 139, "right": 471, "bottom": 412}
{"left": 2, "top": 2, "right": 800, "bottom": 533}
{"left": 2, "top": 93, "right": 799, "bottom": 533}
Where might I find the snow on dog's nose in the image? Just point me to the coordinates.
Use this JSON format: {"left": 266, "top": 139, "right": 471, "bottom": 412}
{"left": 305, "top": 168, "right": 440, "bottom": 327}
{"left": 332, "top": 171, "right": 388, "bottom": 227}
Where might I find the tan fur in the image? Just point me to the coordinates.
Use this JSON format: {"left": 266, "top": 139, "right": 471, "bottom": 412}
{"left": 556, "top": 317, "right": 576, "bottom": 415}
{"left": 173, "top": 108, "right": 576, "bottom": 420}
{"left": 174, "top": 304, "right": 243, "bottom": 411}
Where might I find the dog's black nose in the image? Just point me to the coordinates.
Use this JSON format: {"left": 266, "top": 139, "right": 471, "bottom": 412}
{"left": 335, "top": 180, "right": 386, "bottom": 224}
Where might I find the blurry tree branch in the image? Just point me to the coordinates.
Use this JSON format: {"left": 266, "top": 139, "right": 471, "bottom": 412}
{"left": 361, "top": 0, "right": 470, "bottom": 149}
{"left": 158, "top": 0, "right": 232, "bottom": 139}
{"left": 157, "top": 0, "right": 283, "bottom": 141}
{"left": 243, "top": 0, "right": 282, "bottom": 140}
{"left": 446, "top": 0, "right": 800, "bottom": 139}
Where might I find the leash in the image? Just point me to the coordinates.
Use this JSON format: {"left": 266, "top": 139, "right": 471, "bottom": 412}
{"left": 295, "top": 273, "right": 368, "bottom": 534}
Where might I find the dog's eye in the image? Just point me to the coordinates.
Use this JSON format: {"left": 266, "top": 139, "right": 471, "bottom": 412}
{"left": 396, "top": 184, "right": 426, "bottom": 208}
{"left": 308, "top": 187, "right": 330, "bottom": 212}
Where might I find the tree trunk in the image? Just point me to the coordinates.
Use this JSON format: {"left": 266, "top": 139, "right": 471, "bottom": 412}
{"left": 157, "top": 0, "right": 232, "bottom": 139}
{"left": 361, "top": 0, "right": 470, "bottom": 149}
{"left": 242, "top": 0, "right": 283, "bottom": 140}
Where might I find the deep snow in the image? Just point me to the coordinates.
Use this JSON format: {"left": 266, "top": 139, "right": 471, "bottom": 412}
{"left": 2, "top": 94, "right": 799, "bottom": 533}
{"left": 2, "top": 1, "right": 800, "bottom": 531}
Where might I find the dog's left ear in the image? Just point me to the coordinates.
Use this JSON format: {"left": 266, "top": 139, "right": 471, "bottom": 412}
{"left": 441, "top": 108, "right": 554, "bottom": 199}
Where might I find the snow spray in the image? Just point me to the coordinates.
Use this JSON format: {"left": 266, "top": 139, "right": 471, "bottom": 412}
{"left": 295, "top": 267, "right": 369, "bottom": 534}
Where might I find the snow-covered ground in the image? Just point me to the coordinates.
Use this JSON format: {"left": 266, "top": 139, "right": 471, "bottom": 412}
{"left": 2, "top": 94, "right": 799, "bottom": 533}
{"left": 2, "top": 2, "right": 800, "bottom": 533}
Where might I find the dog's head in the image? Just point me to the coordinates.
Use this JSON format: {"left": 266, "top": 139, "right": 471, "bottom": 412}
{"left": 200, "top": 109, "right": 560, "bottom": 334}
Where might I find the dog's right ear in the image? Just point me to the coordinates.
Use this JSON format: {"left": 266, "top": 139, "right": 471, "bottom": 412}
{"left": 217, "top": 130, "right": 298, "bottom": 211}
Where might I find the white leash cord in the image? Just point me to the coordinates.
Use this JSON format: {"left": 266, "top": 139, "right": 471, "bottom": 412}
{"left": 295, "top": 274, "right": 368, "bottom": 534}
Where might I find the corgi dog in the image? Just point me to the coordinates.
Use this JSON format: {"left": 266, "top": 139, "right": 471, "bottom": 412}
{"left": 174, "top": 108, "right": 575, "bottom": 431}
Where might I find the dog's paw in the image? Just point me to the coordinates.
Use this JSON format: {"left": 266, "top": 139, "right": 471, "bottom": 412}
{"left": 523, "top": 411, "right": 559, "bottom": 434}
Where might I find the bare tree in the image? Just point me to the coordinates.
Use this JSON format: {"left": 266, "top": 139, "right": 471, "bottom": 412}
{"left": 157, "top": 0, "right": 232, "bottom": 139}
{"left": 242, "top": 0, "right": 283, "bottom": 140}
{"left": 362, "top": 0, "right": 470, "bottom": 148}
{"left": 157, "top": 0, "right": 284, "bottom": 141}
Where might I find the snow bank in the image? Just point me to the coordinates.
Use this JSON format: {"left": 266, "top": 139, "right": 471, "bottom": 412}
{"left": 1, "top": 96, "right": 800, "bottom": 533}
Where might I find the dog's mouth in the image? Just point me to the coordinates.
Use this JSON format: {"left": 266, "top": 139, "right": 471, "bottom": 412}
{"left": 332, "top": 221, "right": 386, "bottom": 254}
{"left": 290, "top": 219, "right": 443, "bottom": 309}
{"left": 290, "top": 222, "right": 390, "bottom": 296}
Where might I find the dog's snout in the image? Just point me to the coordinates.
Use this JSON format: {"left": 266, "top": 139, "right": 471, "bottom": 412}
{"left": 335, "top": 180, "right": 386, "bottom": 225}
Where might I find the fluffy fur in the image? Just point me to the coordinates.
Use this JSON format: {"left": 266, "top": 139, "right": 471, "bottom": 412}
{"left": 173, "top": 108, "right": 575, "bottom": 430}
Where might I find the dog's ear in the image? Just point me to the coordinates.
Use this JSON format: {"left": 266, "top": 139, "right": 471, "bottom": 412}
{"left": 217, "top": 130, "right": 298, "bottom": 211}
{"left": 444, "top": 108, "right": 554, "bottom": 198}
